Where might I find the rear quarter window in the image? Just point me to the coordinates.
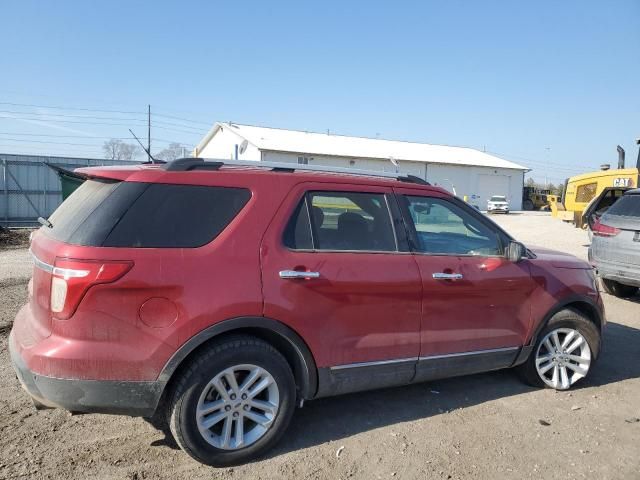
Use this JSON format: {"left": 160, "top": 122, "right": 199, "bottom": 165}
{"left": 604, "top": 195, "right": 640, "bottom": 217}
{"left": 43, "top": 180, "right": 251, "bottom": 248}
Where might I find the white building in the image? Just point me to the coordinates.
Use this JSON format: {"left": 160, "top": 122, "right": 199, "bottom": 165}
{"left": 195, "top": 122, "right": 529, "bottom": 209}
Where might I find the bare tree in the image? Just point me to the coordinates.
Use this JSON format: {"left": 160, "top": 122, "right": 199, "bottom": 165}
{"left": 103, "top": 139, "right": 139, "bottom": 161}
{"left": 155, "top": 143, "right": 189, "bottom": 161}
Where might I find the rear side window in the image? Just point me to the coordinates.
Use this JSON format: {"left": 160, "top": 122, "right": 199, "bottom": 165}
{"left": 605, "top": 195, "right": 640, "bottom": 217}
{"left": 284, "top": 191, "right": 397, "bottom": 252}
{"left": 44, "top": 180, "right": 251, "bottom": 248}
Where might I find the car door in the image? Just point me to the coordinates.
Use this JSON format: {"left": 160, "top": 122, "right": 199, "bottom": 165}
{"left": 261, "top": 182, "right": 422, "bottom": 396}
{"left": 394, "top": 188, "right": 536, "bottom": 381}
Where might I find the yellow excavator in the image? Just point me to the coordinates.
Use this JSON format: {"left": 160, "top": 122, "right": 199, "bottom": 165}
{"left": 550, "top": 143, "right": 640, "bottom": 227}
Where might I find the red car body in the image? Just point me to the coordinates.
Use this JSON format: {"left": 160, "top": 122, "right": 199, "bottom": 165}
{"left": 10, "top": 161, "right": 605, "bottom": 416}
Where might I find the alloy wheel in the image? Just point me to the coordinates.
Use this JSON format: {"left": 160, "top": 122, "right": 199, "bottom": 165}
{"left": 196, "top": 364, "right": 280, "bottom": 450}
{"left": 535, "top": 328, "right": 591, "bottom": 390}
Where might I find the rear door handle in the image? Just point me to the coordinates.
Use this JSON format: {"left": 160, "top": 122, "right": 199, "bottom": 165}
{"left": 432, "top": 272, "right": 463, "bottom": 280}
{"left": 279, "top": 270, "right": 320, "bottom": 279}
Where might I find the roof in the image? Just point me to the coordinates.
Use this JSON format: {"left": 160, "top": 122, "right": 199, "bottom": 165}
{"left": 76, "top": 162, "right": 446, "bottom": 194}
{"left": 196, "top": 122, "right": 529, "bottom": 171}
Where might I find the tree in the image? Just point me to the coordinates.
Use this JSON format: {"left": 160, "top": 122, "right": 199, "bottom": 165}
{"left": 103, "top": 139, "right": 139, "bottom": 161}
{"left": 155, "top": 143, "right": 189, "bottom": 161}
{"left": 525, "top": 177, "right": 536, "bottom": 187}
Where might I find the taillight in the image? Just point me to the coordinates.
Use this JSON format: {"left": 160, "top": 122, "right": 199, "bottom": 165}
{"left": 591, "top": 218, "right": 620, "bottom": 237}
{"left": 50, "top": 258, "right": 133, "bottom": 320}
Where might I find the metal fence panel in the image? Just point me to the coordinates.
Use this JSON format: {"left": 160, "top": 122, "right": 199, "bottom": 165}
{"left": 1, "top": 153, "right": 137, "bottom": 227}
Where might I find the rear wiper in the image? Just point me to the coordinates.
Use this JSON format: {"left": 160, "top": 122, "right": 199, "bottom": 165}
{"left": 38, "top": 216, "right": 53, "bottom": 228}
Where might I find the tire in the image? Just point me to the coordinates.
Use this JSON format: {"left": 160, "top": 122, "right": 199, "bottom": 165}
{"left": 523, "top": 199, "right": 534, "bottom": 211}
{"left": 601, "top": 279, "right": 639, "bottom": 298}
{"left": 168, "top": 335, "right": 296, "bottom": 466}
{"left": 517, "top": 308, "right": 600, "bottom": 390}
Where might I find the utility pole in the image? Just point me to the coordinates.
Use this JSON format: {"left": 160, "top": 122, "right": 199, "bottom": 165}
{"left": 544, "top": 147, "right": 550, "bottom": 189}
{"left": 147, "top": 105, "right": 151, "bottom": 162}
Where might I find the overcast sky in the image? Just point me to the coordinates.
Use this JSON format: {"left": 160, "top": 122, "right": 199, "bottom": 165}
{"left": 1, "top": 0, "right": 638, "bottom": 183}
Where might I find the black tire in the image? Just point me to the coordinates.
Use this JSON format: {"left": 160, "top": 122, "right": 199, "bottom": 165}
{"left": 168, "top": 335, "right": 296, "bottom": 466}
{"left": 601, "top": 279, "right": 639, "bottom": 298}
{"left": 516, "top": 308, "right": 600, "bottom": 389}
{"left": 523, "top": 199, "right": 534, "bottom": 211}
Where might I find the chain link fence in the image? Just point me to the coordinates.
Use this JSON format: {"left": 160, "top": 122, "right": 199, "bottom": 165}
{"left": 1, "top": 153, "right": 136, "bottom": 228}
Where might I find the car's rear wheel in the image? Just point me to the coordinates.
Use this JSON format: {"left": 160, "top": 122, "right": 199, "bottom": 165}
{"left": 168, "top": 336, "right": 296, "bottom": 466}
{"left": 517, "top": 309, "right": 600, "bottom": 390}
{"left": 523, "top": 199, "right": 534, "bottom": 211}
{"left": 601, "top": 279, "right": 639, "bottom": 298}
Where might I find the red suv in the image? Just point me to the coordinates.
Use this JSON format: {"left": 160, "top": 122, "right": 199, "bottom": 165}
{"left": 10, "top": 158, "right": 605, "bottom": 466}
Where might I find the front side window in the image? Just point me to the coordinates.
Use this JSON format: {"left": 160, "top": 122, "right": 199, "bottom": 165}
{"left": 284, "top": 191, "right": 397, "bottom": 252}
{"left": 404, "top": 196, "right": 501, "bottom": 256}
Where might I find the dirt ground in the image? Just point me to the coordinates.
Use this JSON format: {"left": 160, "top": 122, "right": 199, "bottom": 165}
{"left": 1, "top": 213, "right": 639, "bottom": 480}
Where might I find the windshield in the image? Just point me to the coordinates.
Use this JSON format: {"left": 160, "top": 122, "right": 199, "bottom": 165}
{"left": 490, "top": 196, "right": 507, "bottom": 202}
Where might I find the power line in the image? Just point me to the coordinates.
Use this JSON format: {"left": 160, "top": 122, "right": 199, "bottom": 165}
{"left": 0, "top": 101, "right": 144, "bottom": 115}
{"left": 0, "top": 131, "right": 191, "bottom": 143}
{"left": 151, "top": 118, "right": 208, "bottom": 132}
{"left": 0, "top": 109, "right": 145, "bottom": 121}
{"left": 0, "top": 135, "right": 194, "bottom": 147}
{"left": 153, "top": 112, "right": 212, "bottom": 127}
{"left": 0, "top": 114, "right": 148, "bottom": 128}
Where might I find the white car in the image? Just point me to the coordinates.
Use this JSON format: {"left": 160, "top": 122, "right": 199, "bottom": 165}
{"left": 487, "top": 195, "right": 510, "bottom": 214}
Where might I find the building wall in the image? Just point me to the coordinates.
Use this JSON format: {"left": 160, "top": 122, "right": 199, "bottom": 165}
{"left": 198, "top": 126, "right": 261, "bottom": 161}
{"left": 261, "top": 151, "right": 524, "bottom": 210}
{"left": 426, "top": 164, "right": 524, "bottom": 210}
{"left": 261, "top": 151, "right": 426, "bottom": 177}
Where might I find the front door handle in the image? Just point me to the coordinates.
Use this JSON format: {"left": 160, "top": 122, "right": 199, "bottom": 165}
{"left": 279, "top": 270, "right": 320, "bottom": 280}
{"left": 432, "top": 272, "right": 463, "bottom": 280}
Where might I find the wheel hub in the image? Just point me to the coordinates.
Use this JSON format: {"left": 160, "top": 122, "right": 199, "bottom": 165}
{"left": 535, "top": 328, "right": 591, "bottom": 390}
{"left": 195, "top": 364, "right": 280, "bottom": 450}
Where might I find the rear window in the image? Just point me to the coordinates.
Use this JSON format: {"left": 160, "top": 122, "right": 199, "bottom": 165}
{"left": 44, "top": 180, "right": 251, "bottom": 248}
{"left": 605, "top": 194, "right": 640, "bottom": 217}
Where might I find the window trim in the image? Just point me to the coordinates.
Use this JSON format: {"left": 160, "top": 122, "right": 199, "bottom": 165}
{"left": 282, "top": 190, "right": 403, "bottom": 254}
{"left": 397, "top": 194, "right": 509, "bottom": 258}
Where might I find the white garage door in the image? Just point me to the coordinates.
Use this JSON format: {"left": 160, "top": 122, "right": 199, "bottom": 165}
{"left": 477, "top": 174, "right": 511, "bottom": 207}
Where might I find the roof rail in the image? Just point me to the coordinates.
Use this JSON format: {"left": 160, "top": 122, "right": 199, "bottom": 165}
{"left": 163, "top": 158, "right": 431, "bottom": 186}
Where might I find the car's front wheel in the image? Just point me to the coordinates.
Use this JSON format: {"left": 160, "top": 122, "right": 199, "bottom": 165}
{"left": 601, "top": 279, "right": 639, "bottom": 298}
{"left": 168, "top": 335, "right": 296, "bottom": 466}
{"left": 517, "top": 309, "right": 600, "bottom": 390}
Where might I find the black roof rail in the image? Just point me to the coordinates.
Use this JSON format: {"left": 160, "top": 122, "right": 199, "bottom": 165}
{"left": 398, "top": 174, "right": 431, "bottom": 186}
{"left": 163, "top": 157, "right": 431, "bottom": 186}
{"left": 164, "top": 157, "right": 223, "bottom": 171}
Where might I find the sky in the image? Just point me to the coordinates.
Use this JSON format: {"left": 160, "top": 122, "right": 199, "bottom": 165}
{"left": 1, "top": 0, "right": 638, "bottom": 184}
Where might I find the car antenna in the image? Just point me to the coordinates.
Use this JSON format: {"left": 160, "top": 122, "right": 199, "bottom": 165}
{"left": 129, "top": 129, "right": 157, "bottom": 164}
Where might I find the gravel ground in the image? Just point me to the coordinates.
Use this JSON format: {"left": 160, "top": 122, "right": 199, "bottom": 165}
{"left": 0, "top": 214, "right": 639, "bottom": 480}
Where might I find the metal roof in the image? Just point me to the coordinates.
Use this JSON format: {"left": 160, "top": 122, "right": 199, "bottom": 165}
{"left": 197, "top": 122, "right": 529, "bottom": 171}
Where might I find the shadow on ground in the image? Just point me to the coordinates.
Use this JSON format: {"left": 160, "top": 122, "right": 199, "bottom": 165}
{"left": 273, "top": 321, "right": 640, "bottom": 456}
{"left": 146, "top": 321, "right": 640, "bottom": 456}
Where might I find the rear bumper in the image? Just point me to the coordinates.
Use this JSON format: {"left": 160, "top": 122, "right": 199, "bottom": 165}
{"left": 9, "top": 331, "right": 164, "bottom": 417}
{"left": 592, "top": 258, "right": 640, "bottom": 288}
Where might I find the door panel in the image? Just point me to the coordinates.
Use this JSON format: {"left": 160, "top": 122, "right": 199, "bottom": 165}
{"left": 394, "top": 188, "right": 535, "bottom": 358}
{"left": 414, "top": 254, "right": 533, "bottom": 355}
{"left": 261, "top": 183, "right": 422, "bottom": 368}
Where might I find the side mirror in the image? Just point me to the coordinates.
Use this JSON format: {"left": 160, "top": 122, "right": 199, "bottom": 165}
{"left": 507, "top": 241, "right": 526, "bottom": 263}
